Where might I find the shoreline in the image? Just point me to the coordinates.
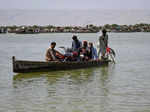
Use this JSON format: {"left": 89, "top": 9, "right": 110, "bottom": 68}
{"left": 0, "top": 23, "right": 150, "bottom": 34}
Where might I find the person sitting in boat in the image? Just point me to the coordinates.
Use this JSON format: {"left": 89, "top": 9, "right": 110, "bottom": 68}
{"left": 45, "top": 42, "right": 65, "bottom": 61}
{"left": 88, "top": 42, "right": 98, "bottom": 60}
{"left": 97, "top": 28, "right": 108, "bottom": 60}
{"left": 72, "top": 35, "right": 82, "bottom": 52}
{"left": 79, "top": 41, "right": 89, "bottom": 61}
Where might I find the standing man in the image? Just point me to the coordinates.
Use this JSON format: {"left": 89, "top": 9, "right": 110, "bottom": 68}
{"left": 98, "top": 29, "right": 108, "bottom": 59}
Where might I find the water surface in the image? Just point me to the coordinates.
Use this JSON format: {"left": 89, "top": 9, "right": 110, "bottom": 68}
{"left": 0, "top": 33, "right": 150, "bottom": 112}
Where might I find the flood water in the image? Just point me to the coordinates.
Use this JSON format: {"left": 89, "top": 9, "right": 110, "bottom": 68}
{"left": 0, "top": 33, "right": 150, "bottom": 112}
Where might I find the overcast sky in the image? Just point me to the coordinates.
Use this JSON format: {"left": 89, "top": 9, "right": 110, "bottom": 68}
{"left": 0, "top": 0, "right": 150, "bottom": 10}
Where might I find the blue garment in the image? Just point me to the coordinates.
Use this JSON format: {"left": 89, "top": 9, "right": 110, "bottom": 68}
{"left": 72, "top": 40, "right": 82, "bottom": 51}
{"left": 90, "top": 47, "right": 98, "bottom": 60}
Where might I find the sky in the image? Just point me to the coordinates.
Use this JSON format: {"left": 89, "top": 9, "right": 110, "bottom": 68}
{"left": 0, "top": 0, "right": 150, "bottom": 10}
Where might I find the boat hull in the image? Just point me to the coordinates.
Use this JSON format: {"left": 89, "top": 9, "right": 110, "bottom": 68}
{"left": 12, "top": 56, "right": 110, "bottom": 73}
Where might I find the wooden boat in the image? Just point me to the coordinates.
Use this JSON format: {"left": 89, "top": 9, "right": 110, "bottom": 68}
{"left": 12, "top": 56, "right": 110, "bottom": 73}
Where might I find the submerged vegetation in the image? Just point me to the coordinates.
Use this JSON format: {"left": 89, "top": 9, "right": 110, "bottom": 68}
{"left": 0, "top": 23, "right": 150, "bottom": 34}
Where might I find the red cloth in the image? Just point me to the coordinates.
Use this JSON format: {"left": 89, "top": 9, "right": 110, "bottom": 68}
{"left": 106, "top": 47, "right": 111, "bottom": 53}
{"left": 72, "top": 51, "right": 78, "bottom": 57}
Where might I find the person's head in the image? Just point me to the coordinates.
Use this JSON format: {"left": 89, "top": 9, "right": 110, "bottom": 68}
{"left": 51, "top": 42, "right": 56, "bottom": 49}
{"left": 89, "top": 42, "right": 93, "bottom": 48}
{"left": 102, "top": 28, "right": 107, "bottom": 35}
{"left": 72, "top": 35, "right": 78, "bottom": 41}
{"left": 83, "top": 41, "right": 88, "bottom": 47}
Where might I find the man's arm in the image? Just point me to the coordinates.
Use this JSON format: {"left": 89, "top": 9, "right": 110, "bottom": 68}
{"left": 80, "top": 41, "right": 82, "bottom": 48}
{"left": 45, "top": 49, "right": 53, "bottom": 61}
{"left": 94, "top": 48, "right": 98, "bottom": 59}
{"left": 55, "top": 50, "right": 65, "bottom": 59}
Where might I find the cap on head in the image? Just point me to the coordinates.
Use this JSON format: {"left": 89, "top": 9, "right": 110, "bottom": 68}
{"left": 72, "top": 35, "right": 77, "bottom": 40}
{"left": 51, "top": 42, "right": 56, "bottom": 45}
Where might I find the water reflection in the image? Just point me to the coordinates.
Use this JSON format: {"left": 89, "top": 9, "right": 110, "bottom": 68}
{"left": 12, "top": 65, "right": 115, "bottom": 112}
{"left": 98, "top": 64, "right": 115, "bottom": 112}
{"left": 13, "top": 68, "right": 94, "bottom": 88}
